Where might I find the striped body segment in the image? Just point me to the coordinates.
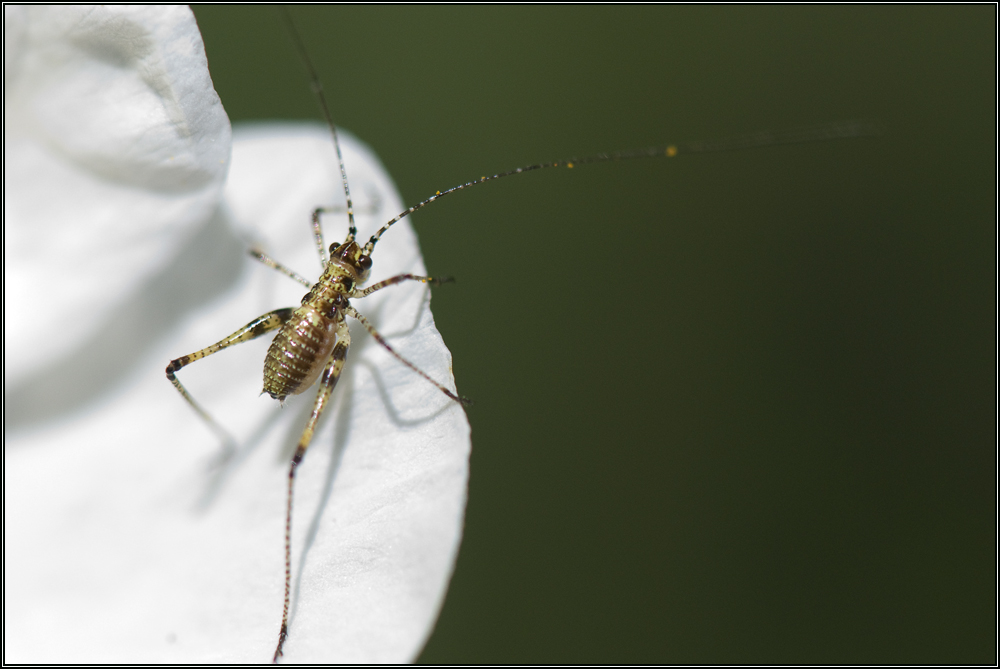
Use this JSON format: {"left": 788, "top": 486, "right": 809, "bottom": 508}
{"left": 263, "top": 305, "right": 340, "bottom": 401}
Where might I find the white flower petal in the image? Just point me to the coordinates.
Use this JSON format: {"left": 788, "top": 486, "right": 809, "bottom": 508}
{"left": 5, "top": 6, "right": 469, "bottom": 664}
{"left": 4, "top": 5, "right": 230, "bottom": 381}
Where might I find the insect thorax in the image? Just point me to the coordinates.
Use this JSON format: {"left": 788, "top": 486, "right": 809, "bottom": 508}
{"left": 261, "top": 242, "right": 367, "bottom": 401}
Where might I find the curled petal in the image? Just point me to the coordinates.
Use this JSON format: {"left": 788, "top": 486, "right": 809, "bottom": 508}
{"left": 5, "top": 6, "right": 469, "bottom": 663}
{"left": 4, "top": 5, "right": 231, "bottom": 381}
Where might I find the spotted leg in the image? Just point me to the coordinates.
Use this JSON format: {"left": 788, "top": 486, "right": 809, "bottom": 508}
{"left": 352, "top": 273, "right": 454, "bottom": 299}
{"left": 166, "top": 308, "right": 295, "bottom": 448}
{"left": 312, "top": 191, "right": 384, "bottom": 266}
{"left": 273, "top": 315, "right": 351, "bottom": 663}
{"left": 248, "top": 249, "right": 312, "bottom": 288}
{"left": 344, "top": 304, "right": 470, "bottom": 407}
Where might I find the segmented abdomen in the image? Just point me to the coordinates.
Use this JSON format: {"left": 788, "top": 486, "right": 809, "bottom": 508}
{"left": 263, "top": 306, "right": 338, "bottom": 400}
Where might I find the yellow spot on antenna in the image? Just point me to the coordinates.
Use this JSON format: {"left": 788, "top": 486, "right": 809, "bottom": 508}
{"left": 436, "top": 191, "right": 441, "bottom": 195}
{"left": 481, "top": 176, "right": 486, "bottom": 181}
{"left": 666, "top": 145, "right": 678, "bottom": 157}
{"left": 567, "top": 162, "right": 574, "bottom": 168}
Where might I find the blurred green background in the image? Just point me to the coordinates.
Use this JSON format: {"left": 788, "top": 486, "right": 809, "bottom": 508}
{"left": 191, "top": 6, "right": 995, "bottom": 664}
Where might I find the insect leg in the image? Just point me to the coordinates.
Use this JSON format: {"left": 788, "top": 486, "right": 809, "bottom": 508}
{"left": 248, "top": 249, "right": 312, "bottom": 287}
{"left": 310, "top": 207, "right": 330, "bottom": 268}
{"left": 166, "top": 308, "right": 295, "bottom": 447}
{"left": 311, "top": 192, "right": 384, "bottom": 268}
{"left": 353, "top": 273, "right": 454, "bottom": 299}
{"left": 344, "top": 305, "right": 471, "bottom": 407}
{"left": 274, "top": 316, "right": 351, "bottom": 662}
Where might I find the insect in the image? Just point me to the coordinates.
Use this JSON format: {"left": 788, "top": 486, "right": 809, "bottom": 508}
{"left": 168, "top": 10, "right": 877, "bottom": 663}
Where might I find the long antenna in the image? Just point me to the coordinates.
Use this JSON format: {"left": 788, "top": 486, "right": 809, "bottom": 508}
{"left": 280, "top": 8, "right": 358, "bottom": 243}
{"left": 363, "top": 120, "right": 879, "bottom": 255}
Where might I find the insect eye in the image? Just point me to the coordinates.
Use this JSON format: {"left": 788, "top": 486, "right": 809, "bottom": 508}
{"left": 328, "top": 243, "right": 338, "bottom": 254}
{"left": 358, "top": 255, "right": 372, "bottom": 271}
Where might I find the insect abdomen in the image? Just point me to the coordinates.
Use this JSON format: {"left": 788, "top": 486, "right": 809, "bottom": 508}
{"left": 263, "top": 306, "right": 338, "bottom": 400}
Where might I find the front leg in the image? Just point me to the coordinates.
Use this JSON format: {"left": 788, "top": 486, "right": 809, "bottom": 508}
{"left": 353, "top": 273, "right": 454, "bottom": 299}
{"left": 248, "top": 249, "right": 312, "bottom": 288}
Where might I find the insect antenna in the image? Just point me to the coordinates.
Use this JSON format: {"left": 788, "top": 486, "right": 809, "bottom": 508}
{"left": 280, "top": 8, "right": 357, "bottom": 253}
{"left": 362, "top": 119, "right": 879, "bottom": 255}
